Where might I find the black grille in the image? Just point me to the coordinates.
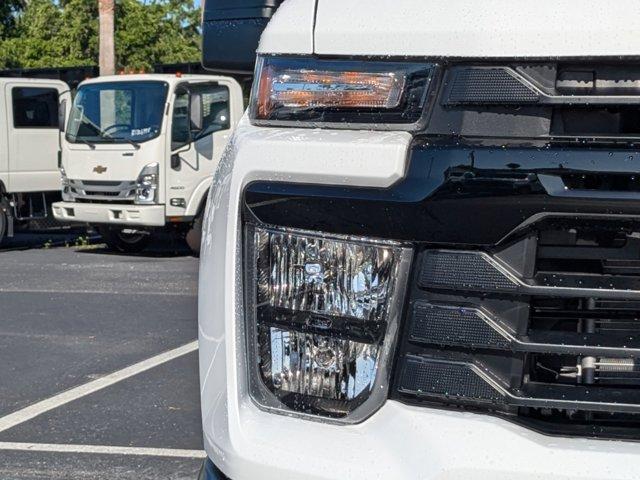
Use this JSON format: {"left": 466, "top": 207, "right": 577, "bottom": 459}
{"left": 393, "top": 216, "right": 640, "bottom": 439}
{"left": 446, "top": 68, "right": 540, "bottom": 105}
{"left": 419, "top": 250, "right": 518, "bottom": 292}
{"left": 410, "top": 302, "right": 512, "bottom": 350}
{"left": 400, "top": 356, "right": 505, "bottom": 404}
{"left": 84, "top": 190, "right": 121, "bottom": 197}
{"left": 81, "top": 180, "right": 122, "bottom": 187}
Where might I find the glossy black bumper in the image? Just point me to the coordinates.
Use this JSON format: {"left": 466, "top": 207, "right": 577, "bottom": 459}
{"left": 198, "top": 458, "right": 230, "bottom": 480}
{"left": 244, "top": 144, "right": 640, "bottom": 246}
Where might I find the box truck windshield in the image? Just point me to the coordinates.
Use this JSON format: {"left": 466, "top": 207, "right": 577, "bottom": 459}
{"left": 66, "top": 81, "right": 168, "bottom": 144}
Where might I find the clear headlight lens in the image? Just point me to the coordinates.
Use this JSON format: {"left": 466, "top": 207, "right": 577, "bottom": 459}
{"left": 59, "top": 167, "right": 69, "bottom": 186}
{"left": 258, "top": 228, "right": 397, "bottom": 321}
{"left": 60, "top": 167, "right": 72, "bottom": 201}
{"left": 250, "top": 56, "right": 436, "bottom": 127}
{"left": 246, "top": 224, "right": 412, "bottom": 422}
{"left": 135, "top": 163, "right": 158, "bottom": 204}
{"left": 259, "top": 326, "right": 379, "bottom": 401}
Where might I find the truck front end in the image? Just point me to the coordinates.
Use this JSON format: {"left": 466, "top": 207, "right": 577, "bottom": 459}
{"left": 53, "top": 76, "right": 170, "bottom": 251}
{"left": 199, "top": 1, "right": 640, "bottom": 478}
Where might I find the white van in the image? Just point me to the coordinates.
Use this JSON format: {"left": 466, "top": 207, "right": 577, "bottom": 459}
{"left": 0, "top": 78, "right": 70, "bottom": 244}
{"left": 52, "top": 74, "right": 243, "bottom": 253}
{"left": 198, "top": 0, "right": 640, "bottom": 479}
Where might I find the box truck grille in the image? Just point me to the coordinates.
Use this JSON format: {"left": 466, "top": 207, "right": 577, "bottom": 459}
{"left": 393, "top": 216, "right": 640, "bottom": 439}
{"left": 68, "top": 180, "right": 136, "bottom": 203}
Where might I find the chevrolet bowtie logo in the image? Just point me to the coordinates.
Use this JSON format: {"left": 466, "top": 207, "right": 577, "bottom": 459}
{"left": 93, "top": 165, "right": 107, "bottom": 174}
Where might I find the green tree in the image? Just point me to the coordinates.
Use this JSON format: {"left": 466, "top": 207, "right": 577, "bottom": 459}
{"left": 0, "top": 0, "right": 24, "bottom": 39}
{"left": 0, "top": 0, "right": 62, "bottom": 69}
{"left": 58, "top": 0, "right": 99, "bottom": 67}
{"left": 115, "top": 0, "right": 200, "bottom": 71}
{"left": 0, "top": 0, "right": 200, "bottom": 70}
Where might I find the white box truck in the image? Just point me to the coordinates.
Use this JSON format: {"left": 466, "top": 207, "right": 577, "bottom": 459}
{"left": 52, "top": 74, "right": 243, "bottom": 253}
{"left": 0, "top": 77, "right": 71, "bottom": 245}
{"left": 198, "top": 0, "right": 640, "bottom": 479}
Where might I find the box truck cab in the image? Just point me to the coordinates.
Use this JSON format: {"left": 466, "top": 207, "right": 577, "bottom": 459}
{"left": 52, "top": 74, "right": 243, "bottom": 253}
{"left": 198, "top": 0, "right": 640, "bottom": 479}
{"left": 0, "top": 77, "right": 70, "bottom": 245}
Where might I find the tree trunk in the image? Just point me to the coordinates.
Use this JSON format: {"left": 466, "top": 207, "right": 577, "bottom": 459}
{"left": 98, "top": 0, "right": 115, "bottom": 76}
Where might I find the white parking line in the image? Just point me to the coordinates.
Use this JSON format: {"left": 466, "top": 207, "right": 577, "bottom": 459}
{"left": 0, "top": 341, "right": 199, "bottom": 433}
{"left": 0, "top": 288, "right": 196, "bottom": 296}
{"left": 0, "top": 441, "right": 206, "bottom": 459}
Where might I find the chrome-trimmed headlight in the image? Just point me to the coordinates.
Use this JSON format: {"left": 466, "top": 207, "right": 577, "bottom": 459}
{"left": 60, "top": 167, "right": 73, "bottom": 201}
{"left": 244, "top": 223, "right": 412, "bottom": 423}
{"left": 249, "top": 56, "right": 437, "bottom": 130}
{"left": 135, "top": 163, "right": 159, "bottom": 204}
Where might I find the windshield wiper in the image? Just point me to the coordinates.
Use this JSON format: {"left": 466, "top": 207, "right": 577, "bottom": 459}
{"left": 96, "top": 133, "right": 141, "bottom": 150}
{"left": 112, "top": 137, "right": 141, "bottom": 150}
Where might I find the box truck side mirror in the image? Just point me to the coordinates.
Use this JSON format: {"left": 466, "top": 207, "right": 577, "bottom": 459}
{"left": 170, "top": 153, "right": 181, "bottom": 169}
{"left": 58, "top": 99, "right": 67, "bottom": 133}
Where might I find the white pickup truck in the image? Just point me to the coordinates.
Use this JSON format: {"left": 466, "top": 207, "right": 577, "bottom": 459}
{"left": 0, "top": 77, "right": 70, "bottom": 245}
{"left": 198, "top": 0, "right": 640, "bottom": 479}
{"left": 52, "top": 74, "right": 243, "bottom": 253}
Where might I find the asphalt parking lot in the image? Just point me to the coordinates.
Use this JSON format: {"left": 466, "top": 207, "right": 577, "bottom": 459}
{"left": 0, "top": 232, "right": 202, "bottom": 479}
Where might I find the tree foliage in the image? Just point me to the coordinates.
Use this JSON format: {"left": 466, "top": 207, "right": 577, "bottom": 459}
{"left": 0, "top": 0, "right": 201, "bottom": 70}
{"left": 0, "top": 0, "right": 24, "bottom": 39}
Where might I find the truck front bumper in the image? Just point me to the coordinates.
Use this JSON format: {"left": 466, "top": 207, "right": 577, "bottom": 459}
{"left": 52, "top": 201, "right": 165, "bottom": 227}
{"left": 204, "top": 399, "right": 640, "bottom": 480}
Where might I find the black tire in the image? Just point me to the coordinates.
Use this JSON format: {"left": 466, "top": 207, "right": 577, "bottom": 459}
{"left": 0, "top": 208, "right": 6, "bottom": 246}
{"left": 98, "top": 226, "right": 151, "bottom": 253}
{"left": 185, "top": 210, "right": 203, "bottom": 256}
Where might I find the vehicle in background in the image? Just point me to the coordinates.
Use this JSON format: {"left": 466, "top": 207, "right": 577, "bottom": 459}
{"left": 198, "top": 0, "right": 640, "bottom": 479}
{"left": 52, "top": 74, "right": 244, "bottom": 253}
{"left": 0, "top": 78, "right": 70, "bottom": 245}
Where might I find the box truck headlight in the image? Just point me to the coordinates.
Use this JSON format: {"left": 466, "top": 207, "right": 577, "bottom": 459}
{"left": 250, "top": 56, "right": 436, "bottom": 128}
{"left": 245, "top": 224, "right": 412, "bottom": 422}
{"left": 60, "top": 167, "right": 73, "bottom": 201}
{"left": 135, "top": 163, "right": 158, "bottom": 204}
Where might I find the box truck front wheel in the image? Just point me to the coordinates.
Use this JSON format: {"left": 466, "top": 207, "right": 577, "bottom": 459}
{"left": 98, "top": 226, "right": 151, "bottom": 254}
{"left": 0, "top": 207, "right": 6, "bottom": 246}
{"left": 185, "top": 210, "right": 203, "bottom": 256}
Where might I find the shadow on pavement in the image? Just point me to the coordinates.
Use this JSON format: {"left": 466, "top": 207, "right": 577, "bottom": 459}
{"left": 1, "top": 230, "right": 193, "bottom": 258}
{"left": 74, "top": 233, "right": 193, "bottom": 258}
{"left": 0, "top": 230, "right": 93, "bottom": 252}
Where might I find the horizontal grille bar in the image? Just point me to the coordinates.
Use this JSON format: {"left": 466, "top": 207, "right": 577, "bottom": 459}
{"left": 399, "top": 356, "right": 505, "bottom": 404}
{"left": 444, "top": 66, "right": 640, "bottom": 106}
{"left": 410, "top": 301, "right": 640, "bottom": 356}
{"left": 446, "top": 68, "right": 540, "bottom": 105}
{"left": 399, "top": 355, "right": 640, "bottom": 414}
{"left": 420, "top": 250, "right": 640, "bottom": 300}
{"left": 410, "top": 302, "right": 512, "bottom": 349}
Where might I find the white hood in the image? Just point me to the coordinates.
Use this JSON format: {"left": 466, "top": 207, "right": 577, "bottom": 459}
{"left": 312, "top": 0, "right": 640, "bottom": 58}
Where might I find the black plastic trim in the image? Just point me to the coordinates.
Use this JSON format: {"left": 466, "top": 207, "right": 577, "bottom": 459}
{"left": 399, "top": 355, "right": 640, "bottom": 415}
{"left": 244, "top": 145, "right": 640, "bottom": 246}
